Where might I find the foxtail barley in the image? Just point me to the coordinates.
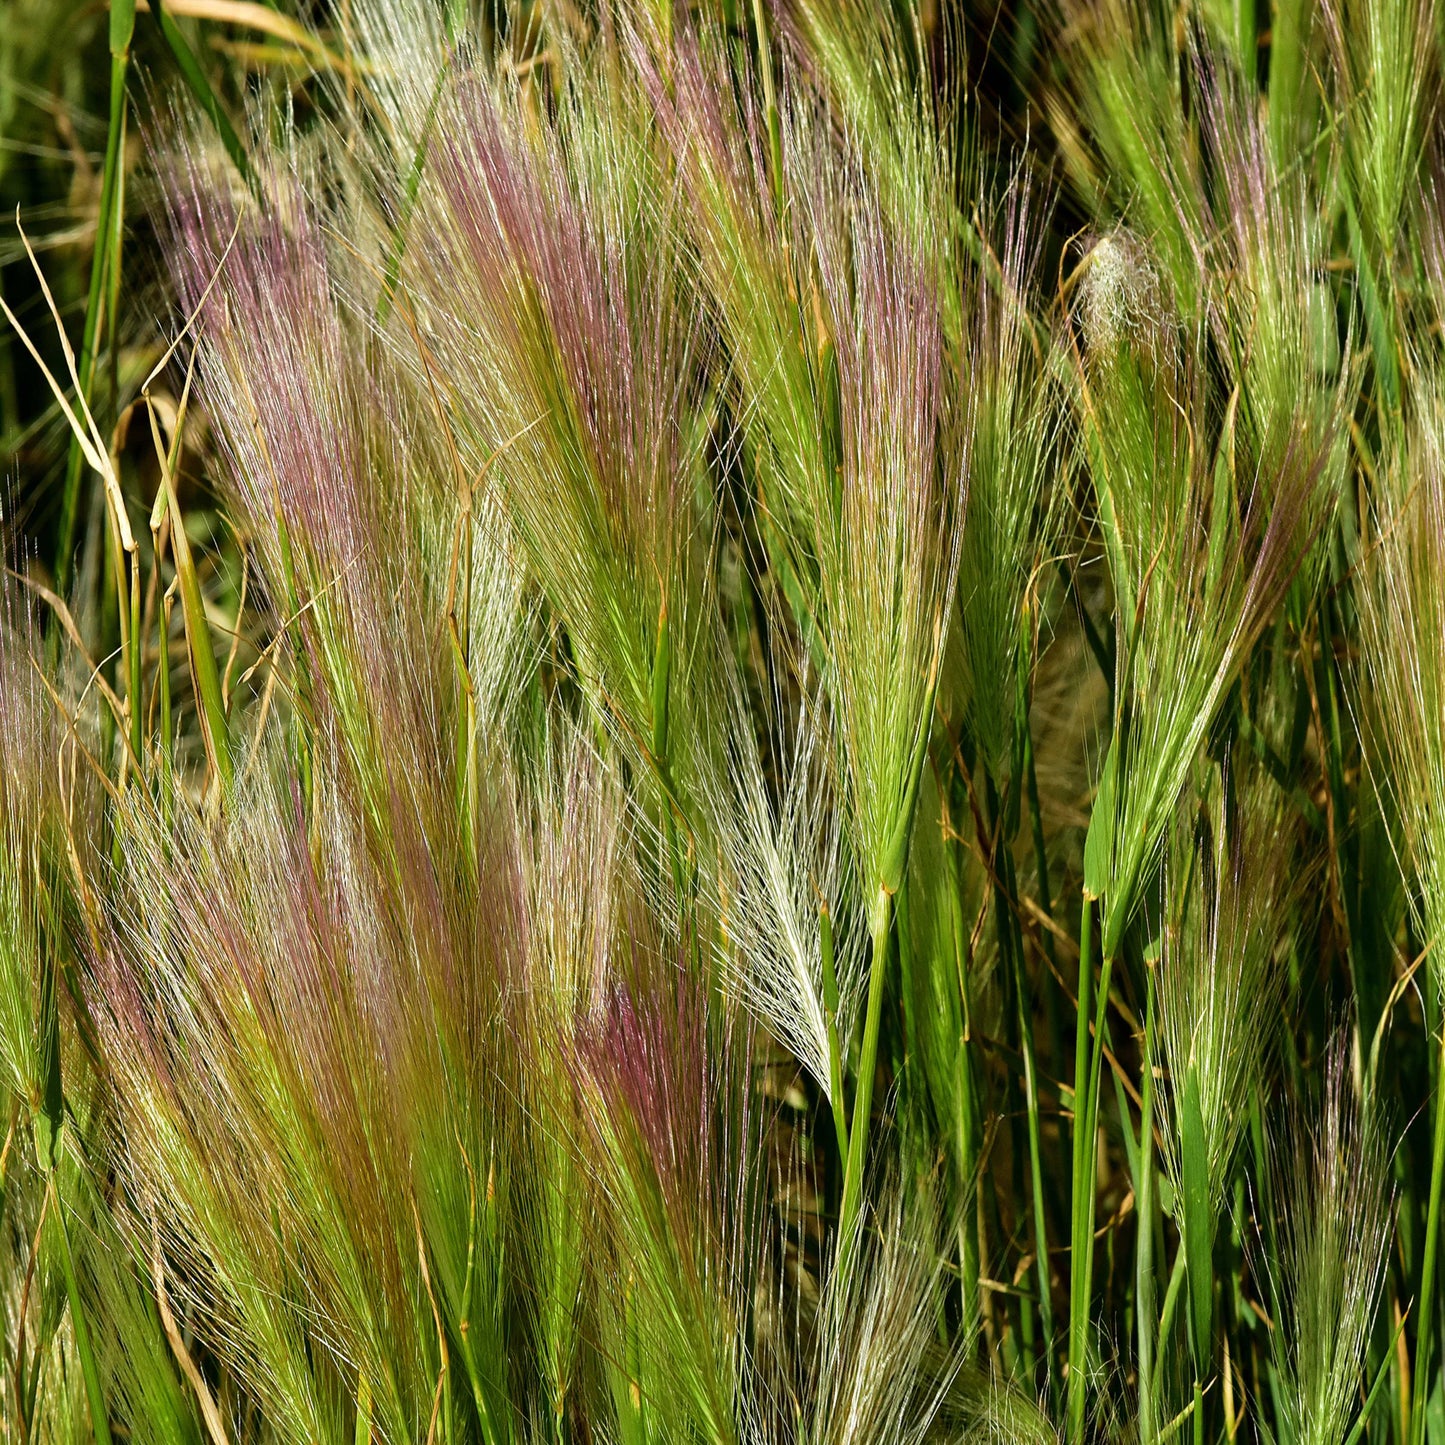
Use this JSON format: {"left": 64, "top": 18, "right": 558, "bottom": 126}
{"left": 0, "top": 4, "right": 1435, "bottom": 1443}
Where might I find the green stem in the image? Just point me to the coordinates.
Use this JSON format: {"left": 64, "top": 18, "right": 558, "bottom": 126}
{"left": 355, "top": 1377, "right": 372, "bottom": 1445}
{"left": 987, "top": 771, "right": 1053, "bottom": 1367}
{"left": 128, "top": 548, "right": 142, "bottom": 777}
{"left": 103, "top": 508, "right": 128, "bottom": 782}
{"left": 1413, "top": 1025, "right": 1445, "bottom": 1445}
{"left": 1019, "top": 982, "right": 1053, "bottom": 1358}
{"left": 162, "top": 467, "right": 232, "bottom": 789}
{"left": 1068, "top": 893, "right": 1103, "bottom": 1445}
{"left": 1233, "top": 0, "right": 1256, "bottom": 87}
{"left": 152, "top": 0, "right": 256, "bottom": 189}
{"left": 456, "top": 1333, "right": 505, "bottom": 1445}
{"left": 944, "top": 805, "right": 982, "bottom": 1337}
{"left": 1157, "top": 1249, "right": 1188, "bottom": 1379}
{"left": 107, "top": 99, "right": 126, "bottom": 435}
{"left": 1179, "top": 1065, "right": 1216, "bottom": 1418}
{"left": 50, "top": 1175, "right": 114, "bottom": 1445}
{"left": 1137, "top": 964, "right": 1159, "bottom": 1445}
{"left": 1026, "top": 723, "right": 1064, "bottom": 1059}
{"left": 838, "top": 884, "right": 892, "bottom": 1284}
{"left": 953, "top": 1037, "right": 981, "bottom": 1337}
{"left": 56, "top": 50, "right": 128, "bottom": 592}
{"left": 97, "top": 511, "right": 117, "bottom": 791}
{"left": 750, "top": 0, "right": 784, "bottom": 221}
{"left": 819, "top": 904, "right": 849, "bottom": 1163}
{"left": 159, "top": 590, "right": 174, "bottom": 817}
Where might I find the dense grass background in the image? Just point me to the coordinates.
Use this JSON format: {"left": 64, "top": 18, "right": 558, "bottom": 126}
{"left": 2, "top": 2, "right": 1444, "bottom": 1442}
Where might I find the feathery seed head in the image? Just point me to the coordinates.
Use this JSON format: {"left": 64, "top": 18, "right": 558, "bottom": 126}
{"left": 1079, "top": 229, "right": 1169, "bottom": 362}
{"left": 1268, "top": 1036, "right": 1393, "bottom": 1445}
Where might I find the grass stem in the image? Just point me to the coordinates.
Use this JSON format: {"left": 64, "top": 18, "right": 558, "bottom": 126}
{"left": 49, "top": 1174, "right": 114, "bottom": 1445}
{"left": 1413, "top": 1025, "right": 1445, "bottom": 1445}
{"left": 1137, "top": 961, "right": 1158, "bottom": 1445}
{"left": 838, "top": 884, "right": 892, "bottom": 1285}
{"left": 819, "top": 904, "right": 849, "bottom": 1163}
{"left": 1068, "top": 893, "right": 1107, "bottom": 1445}
{"left": 986, "top": 770, "right": 1054, "bottom": 1369}
{"left": 56, "top": 48, "right": 128, "bottom": 593}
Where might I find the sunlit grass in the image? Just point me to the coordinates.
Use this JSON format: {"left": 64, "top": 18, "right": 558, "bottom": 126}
{"left": 0, "top": 3, "right": 1441, "bottom": 1443}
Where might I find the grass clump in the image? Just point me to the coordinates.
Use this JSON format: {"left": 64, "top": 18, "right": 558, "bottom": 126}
{"left": 1, "top": 3, "right": 1444, "bottom": 1444}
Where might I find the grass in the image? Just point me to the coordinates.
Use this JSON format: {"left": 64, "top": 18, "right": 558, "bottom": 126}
{"left": 0, "top": 1, "right": 1443, "bottom": 1442}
